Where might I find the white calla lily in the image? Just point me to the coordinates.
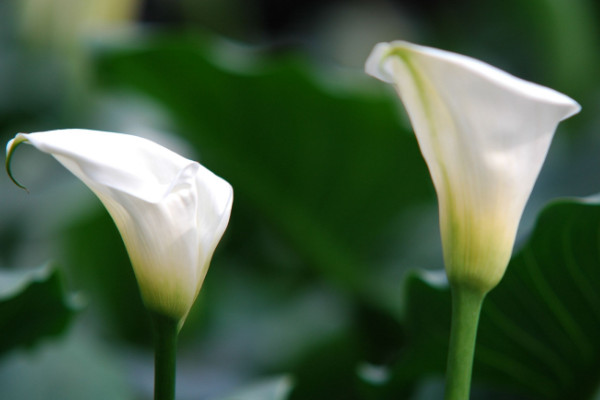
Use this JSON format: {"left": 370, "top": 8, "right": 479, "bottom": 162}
{"left": 6, "top": 129, "right": 233, "bottom": 322}
{"left": 366, "top": 41, "right": 580, "bottom": 292}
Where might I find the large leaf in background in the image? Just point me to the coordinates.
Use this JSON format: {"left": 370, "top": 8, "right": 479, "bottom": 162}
{"left": 89, "top": 34, "right": 434, "bottom": 397}
{"left": 0, "top": 263, "right": 77, "bottom": 355}
{"left": 0, "top": 328, "right": 134, "bottom": 400}
{"left": 63, "top": 210, "right": 154, "bottom": 346}
{"left": 367, "top": 198, "right": 600, "bottom": 400}
{"left": 93, "top": 34, "right": 435, "bottom": 303}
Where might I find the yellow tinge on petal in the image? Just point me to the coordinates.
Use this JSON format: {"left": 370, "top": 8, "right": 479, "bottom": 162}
{"left": 366, "top": 41, "right": 581, "bottom": 293}
{"left": 440, "top": 198, "right": 519, "bottom": 292}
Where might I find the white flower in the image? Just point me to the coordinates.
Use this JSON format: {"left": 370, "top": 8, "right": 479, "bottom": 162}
{"left": 7, "top": 129, "right": 233, "bottom": 321}
{"left": 366, "top": 41, "right": 580, "bottom": 292}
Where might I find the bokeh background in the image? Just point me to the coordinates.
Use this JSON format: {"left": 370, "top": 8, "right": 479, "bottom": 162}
{"left": 0, "top": 0, "right": 599, "bottom": 399}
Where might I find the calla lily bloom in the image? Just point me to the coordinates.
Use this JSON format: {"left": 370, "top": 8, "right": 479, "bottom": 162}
{"left": 6, "top": 129, "right": 233, "bottom": 322}
{"left": 366, "top": 41, "right": 580, "bottom": 292}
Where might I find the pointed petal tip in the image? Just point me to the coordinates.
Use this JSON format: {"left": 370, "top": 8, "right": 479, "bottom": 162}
{"left": 543, "top": 90, "right": 582, "bottom": 122}
{"left": 5, "top": 134, "right": 30, "bottom": 193}
{"left": 365, "top": 40, "right": 445, "bottom": 83}
{"left": 365, "top": 42, "right": 394, "bottom": 83}
{"left": 563, "top": 98, "right": 582, "bottom": 120}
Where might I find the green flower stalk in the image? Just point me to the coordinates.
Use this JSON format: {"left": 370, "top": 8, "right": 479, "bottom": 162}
{"left": 7, "top": 129, "right": 233, "bottom": 400}
{"left": 366, "top": 41, "right": 580, "bottom": 399}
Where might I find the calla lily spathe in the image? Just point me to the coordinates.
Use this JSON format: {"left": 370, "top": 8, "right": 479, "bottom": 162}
{"left": 6, "top": 129, "right": 233, "bottom": 322}
{"left": 366, "top": 41, "right": 580, "bottom": 292}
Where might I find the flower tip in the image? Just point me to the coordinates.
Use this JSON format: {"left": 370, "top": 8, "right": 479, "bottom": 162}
{"left": 365, "top": 42, "right": 395, "bottom": 83}
{"left": 5, "top": 134, "right": 30, "bottom": 193}
{"left": 565, "top": 98, "right": 582, "bottom": 120}
{"left": 540, "top": 87, "right": 581, "bottom": 121}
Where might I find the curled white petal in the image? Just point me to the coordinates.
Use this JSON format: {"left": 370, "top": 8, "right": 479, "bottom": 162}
{"left": 9, "top": 129, "right": 233, "bottom": 320}
{"left": 366, "top": 41, "right": 580, "bottom": 291}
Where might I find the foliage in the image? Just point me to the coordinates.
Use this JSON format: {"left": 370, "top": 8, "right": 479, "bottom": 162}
{"left": 374, "top": 198, "right": 600, "bottom": 400}
{"left": 1, "top": 0, "right": 599, "bottom": 398}
{"left": 0, "top": 263, "right": 77, "bottom": 355}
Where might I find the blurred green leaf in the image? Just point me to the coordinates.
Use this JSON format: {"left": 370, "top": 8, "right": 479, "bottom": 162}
{"left": 0, "top": 328, "right": 133, "bottom": 400}
{"left": 93, "top": 33, "right": 435, "bottom": 307}
{"left": 88, "top": 33, "right": 437, "bottom": 396}
{"left": 0, "top": 263, "right": 77, "bottom": 355}
{"left": 377, "top": 197, "right": 600, "bottom": 399}
{"left": 216, "top": 375, "right": 293, "bottom": 400}
{"left": 63, "top": 209, "right": 153, "bottom": 346}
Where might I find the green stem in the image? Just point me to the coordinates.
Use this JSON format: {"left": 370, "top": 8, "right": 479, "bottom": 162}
{"left": 444, "top": 285, "right": 486, "bottom": 400}
{"left": 151, "top": 313, "right": 179, "bottom": 400}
